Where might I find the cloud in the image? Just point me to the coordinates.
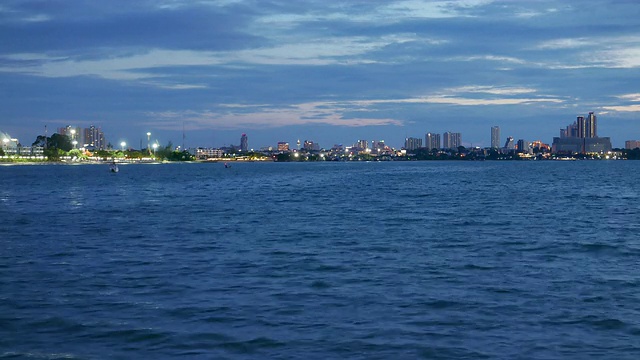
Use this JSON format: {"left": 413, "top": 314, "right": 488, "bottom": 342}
{"left": 532, "top": 35, "right": 640, "bottom": 69}
{"left": 535, "top": 38, "right": 591, "bottom": 50}
{"left": 445, "top": 86, "right": 538, "bottom": 96}
{"left": 144, "top": 102, "right": 404, "bottom": 131}
{"left": 602, "top": 92, "right": 640, "bottom": 112}
{"left": 602, "top": 105, "right": 640, "bottom": 112}
{"left": 143, "top": 84, "right": 564, "bottom": 132}
{"left": 0, "top": 32, "right": 447, "bottom": 83}
{"left": 617, "top": 93, "right": 640, "bottom": 102}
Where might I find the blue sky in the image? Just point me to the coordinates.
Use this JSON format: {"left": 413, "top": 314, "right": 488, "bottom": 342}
{"left": 1, "top": 0, "right": 639, "bottom": 149}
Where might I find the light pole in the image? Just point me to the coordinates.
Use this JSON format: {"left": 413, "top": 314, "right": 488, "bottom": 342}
{"left": 70, "top": 128, "right": 76, "bottom": 148}
{"left": 120, "top": 141, "right": 126, "bottom": 152}
{"left": 152, "top": 143, "right": 158, "bottom": 158}
{"left": 147, "top": 132, "right": 151, "bottom": 154}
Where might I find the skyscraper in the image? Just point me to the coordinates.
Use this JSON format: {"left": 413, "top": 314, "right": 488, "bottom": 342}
{"left": 404, "top": 137, "right": 422, "bottom": 151}
{"left": 504, "top": 136, "right": 515, "bottom": 150}
{"left": 240, "top": 133, "right": 248, "bottom": 152}
{"left": 552, "top": 111, "right": 609, "bottom": 153}
{"left": 356, "top": 140, "right": 368, "bottom": 150}
{"left": 517, "top": 139, "right": 530, "bottom": 153}
{"left": 586, "top": 112, "right": 597, "bottom": 138}
{"left": 443, "top": 132, "right": 461, "bottom": 149}
{"left": 577, "top": 116, "right": 586, "bottom": 138}
{"left": 83, "top": 125, "right": 105, "bottom": 150}
{"left": 491, "top": 126, "right": 500, "bottom": 148}
{"left": 425, "top": 132, "right": 440, "bottom": 150}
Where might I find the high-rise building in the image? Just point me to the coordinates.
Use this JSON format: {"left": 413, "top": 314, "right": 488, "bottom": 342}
{"left": 586, "top": 112, "right": 597, "bottom": 138}
{"left": 425, "top": 132, "right": 440, "bottom": 150}
{"left": 577, "top": 116, "right": 586, "bottom": 138}
{"left": 83, "top": 125, "right": 105, "bottom": 150}
{"left": 277, "top": 142, "right": 289, "bottom": 151}
{"left": 303, "top": 140, "right": 319, "bottom": 151}
{"left": 443, "top": 132, "right": 461, "bottom": 149}
{"left": 625, "top": 140, "right": 640, "bottom": 150}
{"left": 404, "top": 137, "right": 422, "bottom": 151}
{"left": 372, "top": 140, "right": 387, "bottom": 151}
{"left": 552, "top": 112, "right": 610, "bottom": 153}
{"left": 491, "top": 126, "right": 500, "bottom": 148}
{"left": 504, "top": 136, "right": 515, "bottom": 150}
{"left": 517, "top": 139, "right": 530, "bottom": 153}
{"left": 574, "top": 113, "right": 596, "bottom": 139}
{"left": 356, "top": 140, "right": 368, "bottom": 150}
{"left": 240, "top": 133, "right": 248, "bottom": 152}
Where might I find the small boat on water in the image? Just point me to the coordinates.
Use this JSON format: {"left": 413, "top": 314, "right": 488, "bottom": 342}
{"left": 109, "top": 160, "right": 119, "bottom": 173}
{"left": 224, "top": 162, "right": 231, "bottom": 168}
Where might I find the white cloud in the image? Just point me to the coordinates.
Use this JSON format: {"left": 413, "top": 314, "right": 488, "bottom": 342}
{"left": 534, "top": 35, "right": 640, "bottom": 69}
{"left": 145, "top": 102, "right": 404, "bottom": 130}
{"left": 445, "top": 85, "right": 538, "bottom": 96}
{"left": 353, "top": 96, "right": 562, "bottom": 107}
{"left": 617, "top": 93, "right": 640, "bottom": 102}
{"left": 145, "top": 85, "right": 564, "bottom": 131}
{"left": 602, "top": 105, "right": 640, "bottom": 112}
{"left": 0, "top": 50, "right": 223, "bottom": 80}
{"left": 453, "top": 55, "right": 527, "bottom": 65}
{"left": 0, "top": 31, "right": 448, "bottom": 82}
{"left": 536, "top": 38, "right": 591, "bottom": 50}
{"left": 594, "top": 47, "right": 640, "bottom": 68}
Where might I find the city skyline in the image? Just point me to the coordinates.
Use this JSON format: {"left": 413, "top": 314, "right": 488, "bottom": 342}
{"left": 1, "top": 1, "right": 640, "bottom": 148}
{"left": 0, "top": 110, "right": 635, "bottom": 153}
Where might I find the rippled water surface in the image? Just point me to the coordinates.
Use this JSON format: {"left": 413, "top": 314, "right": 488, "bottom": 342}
{"left": 2, "top": 161, "right": 640, "bottom": 359}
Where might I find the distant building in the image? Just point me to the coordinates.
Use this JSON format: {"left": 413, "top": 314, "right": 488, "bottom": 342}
{"left": 303, "top": 140, "right": 320, "bottom": 151}
{"left": 516, "top": 139, "right": 531, "bottom": 154}
{"left": 586, "top": 112, "right": 597, "bottom": 138}
{"left": 404, "top": 137, "right": 422, "bottom": 151}
{"left": 625, "top": 140, "right": 640, "bottom": 150}
{"left": 443, "top": 132, "right": 461, "bottom": 149}
{"left": 1, "top": 131, "right": 19, "bottom": 154}
{"left": 240, "top": 133, "right": 248, "bottom": 152}
{"left": 552, "top": 137, "right": 612, "bottom": 154}
{"left": 531, "top": 140, "right": 551, "bottom": 152}
{"left": 552, "top": 112, "right": 610, "bottom": 153}
{"left": 356, "top": 140, "right": 368, "bottom": 150}
{"left": 190, "top": 147, "right": 224, "bottom": 159}
{"left": 425, "top": 132, "right": 441, "bottom": 150}
{"left": 277, "top": 142, "right": 289, "bottom": 152}
{"left": 491, "top": 126, "right": 500, "bottom": 148}
{"left": 83, "top": 125, "right": 105, "bottom": 150}
{"left": 504, "top": 136, "right": 515, "bottom": 150}
{"left": 372, "top": 140, "right": 386, "bottom": 151}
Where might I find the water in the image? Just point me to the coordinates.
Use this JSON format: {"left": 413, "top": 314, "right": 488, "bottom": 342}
{"left": 1, "top": 161, "right": 640, "bottom": 359}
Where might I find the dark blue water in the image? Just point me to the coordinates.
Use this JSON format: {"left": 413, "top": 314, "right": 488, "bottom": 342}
{"left": 2, "top": 161, "right": 640, "bottom": 359}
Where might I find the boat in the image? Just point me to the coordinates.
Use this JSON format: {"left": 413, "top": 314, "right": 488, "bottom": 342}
{"left": 224, "top": 162, "right": 231, "bottom": 168}
{"left": 109, "top": 160, "right": 119, "bottom": 173}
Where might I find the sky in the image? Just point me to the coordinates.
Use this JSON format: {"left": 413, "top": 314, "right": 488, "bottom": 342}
{"left": 1, "top": 0, "right": 640, "bottom": 149}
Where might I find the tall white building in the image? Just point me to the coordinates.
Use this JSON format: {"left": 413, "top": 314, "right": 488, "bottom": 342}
{"left": 443, "top": 132, "right": 461, "bottom": 149}
{"left": 404, "top": 137, "right": 422, "bottom": 151}
{"left": 425, "top": 132, "right": 440, "bottom": 150}
{"left": 240, "top": 133, "right": 248, "bottom": 151}
{"left": 491, "top": 126, "right": 500, "bottom": 148}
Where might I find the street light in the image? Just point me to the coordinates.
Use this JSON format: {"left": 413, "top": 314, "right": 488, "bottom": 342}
{"left": 120, "top": 141, "right": 126, "bottom": 151}
{"left": 146, "top": 132, "right": 151, "bottom": 154}
{"left": 70, "top": 129, "right": 76, "bottom": 148}
{"left": 152, "top": 143, "right": 158, "bottom": 157}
